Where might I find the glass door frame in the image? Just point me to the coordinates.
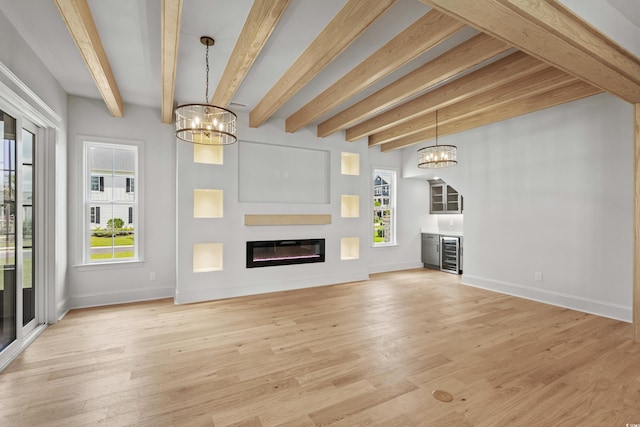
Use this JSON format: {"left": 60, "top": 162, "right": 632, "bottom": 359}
{"left": 20, "top": 119, "right": 39, "bottom": 337}
{"left": 0, "top": 92, "right": 49, "bottom": 369}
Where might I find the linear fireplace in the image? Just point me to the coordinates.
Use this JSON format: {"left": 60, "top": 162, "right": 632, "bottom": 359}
{"left": 246, "top": 239, "right": 325, "bottom": 268}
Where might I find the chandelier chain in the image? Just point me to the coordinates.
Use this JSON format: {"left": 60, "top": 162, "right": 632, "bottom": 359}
{"left": 205, "top": 42, "right": 210, "bottom": 103}
{"left": 435, "top": 110, "right": 439, "bottom": 147}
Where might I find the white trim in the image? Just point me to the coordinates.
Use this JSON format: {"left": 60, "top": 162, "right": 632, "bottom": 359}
{"left": 57, "top": 299, "right": 69, "bottom": 321}
{"left": 371, "top": 166, "right": 398, "bottom": 247}
{"left": 73, "top": 260, "right": 145, "bottom": 271}
{"left": 77, "top": 136, "right": 145, "bottom": 266}
{"left": 0, "top": 61, "right": 62, "bottom": 371}
{"left": 368, "top": 261, "right": 422, "bottom": 274}
{"left": 0, "top": 61, "right": 62, "bottom": 126}
{"left": 69, "top": 287, "right": 174, "bottom": 309}
{"left": 42, "top": 127, "right": 60, "bottom": 324}
{"left": 462, "top": 274, "right": 632, "bottom": 323}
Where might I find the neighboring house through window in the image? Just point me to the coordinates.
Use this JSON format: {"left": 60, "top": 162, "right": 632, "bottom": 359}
{"left": 91, "top": 176, "right": 104, "bottom": 192}
{"left": 90, "top": 206, "right": 100, "bottom": 224}
{"left": 126, "top": 177, "right": 134, "bottom": 193}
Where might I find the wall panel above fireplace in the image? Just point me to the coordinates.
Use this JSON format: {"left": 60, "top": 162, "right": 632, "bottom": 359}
{"left": 244, "top": 214, "right": 331, "bottom": 226}
{"left": 238, "top": 141, "right": 330, "bottom": 204}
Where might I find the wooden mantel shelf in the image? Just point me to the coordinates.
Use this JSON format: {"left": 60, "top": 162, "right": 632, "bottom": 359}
{"left": 244, "top": 214, "right": 332, "bottom": 226}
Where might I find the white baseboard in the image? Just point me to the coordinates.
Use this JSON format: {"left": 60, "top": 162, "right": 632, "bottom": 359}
{"left": 68, "top": 287, "right": 174, "bottom": 309}
{"left": 175, "top": 271, "right": 370, "bottom": 304}
{"left": 462, "top": 275, "right": 631, "bottom": 323}
{"left": 368, "top": 261, "right": 422, "bottom": 275}
{"left": 56, "top": 298, "right": 69, "bottom": 321}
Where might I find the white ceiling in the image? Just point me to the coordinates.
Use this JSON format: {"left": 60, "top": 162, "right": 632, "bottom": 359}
{"left": 0, "top": 0, "right": 636, "bottom": 128}
{"left": 606, "top": 0, "right": 640, "bottom": 28}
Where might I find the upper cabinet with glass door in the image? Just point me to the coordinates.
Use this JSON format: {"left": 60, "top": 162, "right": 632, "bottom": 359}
{"left": 430, "top": 181, "right": 463, "bottom": 214}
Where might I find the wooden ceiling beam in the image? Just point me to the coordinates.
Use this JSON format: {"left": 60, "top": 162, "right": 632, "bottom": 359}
{"left": 284, "top": 9, "right": 464, "bottom": 133}
{"left": 421, "top": 0, "right": 640, "bottom": 103}
{"left": 317, "top": 33, "right": 509, "bottom": 138}
{"left": 380, "top": 80, "right": 602, "bottom": 152}
{"left": 55, "top": 0, "right": 124, "bottom": 117}
{"left": 369, "top": 64, "right": 570, "bottom": 146}
{"left": 161, "top": 0, "right": 182, "bottom": 124}
{"left": 375, "top": 67, "right": 576, "bottom": 149}
{"left": 212, "top": 0, "right": 291, "bottom": 108}
{"left": 377, "top": 67, "right": 577, "bottom": 149}
{"left": 634, "top": 102, "right": 640, "bottom": 342}
{"left": 249, "top": 0, "right": 396, "bottom": 128}
{"left": 353, "top": 51, "right": 547, "bottom": 143}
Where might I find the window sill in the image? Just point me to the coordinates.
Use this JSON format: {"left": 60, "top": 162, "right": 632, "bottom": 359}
{"left": 372, "top": 243, "right": 398, "bottom": 248}
{"left": 73, "top": 259, "right": 145, "bottom": 271}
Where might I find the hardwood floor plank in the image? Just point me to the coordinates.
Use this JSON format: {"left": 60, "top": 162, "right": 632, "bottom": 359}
{"left": 1, "top": 269, "right": 638, "bottom": 426}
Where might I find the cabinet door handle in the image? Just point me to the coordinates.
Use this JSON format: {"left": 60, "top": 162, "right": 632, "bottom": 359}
{"left": 436, "top": 244, "right": 439, "bottom": 253}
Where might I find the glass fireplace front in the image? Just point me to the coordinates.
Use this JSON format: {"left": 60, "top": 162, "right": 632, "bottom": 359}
{"left": 246, "top": 239, "right": 325, "bottom": 268}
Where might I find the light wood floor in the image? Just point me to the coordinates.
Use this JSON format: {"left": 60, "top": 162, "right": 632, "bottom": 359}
{"left": 2, "top": 269, "right": 640, "bottom": 426}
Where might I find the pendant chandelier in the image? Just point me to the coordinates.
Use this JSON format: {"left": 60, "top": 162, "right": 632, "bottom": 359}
{"left": 175, "top": 36, "right": 237, "bottom": 145}
{"left": 417, "top": 110, "right": 457, "bottom": 169}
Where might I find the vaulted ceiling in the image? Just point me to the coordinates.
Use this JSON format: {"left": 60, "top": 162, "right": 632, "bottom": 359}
{"left": 2, "top": 0, "right": 639, "bottom": 151}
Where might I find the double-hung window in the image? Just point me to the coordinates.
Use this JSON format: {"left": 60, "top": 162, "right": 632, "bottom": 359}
{"left": 372, "top": 168, "right": 396, "bottom": 246}
{"left": 84, "top": 141, "right": 139, "bottom": 263}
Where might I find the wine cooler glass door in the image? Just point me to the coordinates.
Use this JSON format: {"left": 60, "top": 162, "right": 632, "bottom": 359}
{"left": 440, "top": 236, "right": 459, "bottom": 274}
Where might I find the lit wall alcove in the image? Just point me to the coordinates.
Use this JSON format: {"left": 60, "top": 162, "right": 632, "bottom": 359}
{"left": 194, "top": 189, "right": 223, "bottom": 218}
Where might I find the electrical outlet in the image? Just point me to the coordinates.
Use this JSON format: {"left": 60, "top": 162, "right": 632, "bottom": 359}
{"left": 149, "top": 272, "right": 156, "bottom": 281}
{"left": 534, "top": 272, "right": 543, "bottom": 282}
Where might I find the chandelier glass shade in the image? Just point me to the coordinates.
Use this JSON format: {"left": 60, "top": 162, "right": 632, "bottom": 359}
{"left": 175, "top": 36, "right": 237, "bottom": 145}
{"left": 175, "top": 104, "right": 237, "bottom": 145}
{"left": 417, "top": 110, "right": 457, "bottom": 169}
{"left": 417, "top": 144, "right": 457, "bottom": 168}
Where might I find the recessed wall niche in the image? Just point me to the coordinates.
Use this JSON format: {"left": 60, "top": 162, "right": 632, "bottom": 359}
{"left": 193, "top": 243, "right": 223, "bottom": 272}
{"left": 341, "top": 152, "right": 360, "bottom": 175}
{"left": 194, "top": 189, "right": 223, "bottom": 218}
{"left": 194, "top": 144, "right": 223, "bottom": 164}
{"left": 341, "top": 237, "right": 360, "bottom": 260}
{"left": 341, "top": 195, "right": 359, "bottom": 218}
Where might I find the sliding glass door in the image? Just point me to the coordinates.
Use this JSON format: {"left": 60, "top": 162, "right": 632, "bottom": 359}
{"left": 21, "top": 125, "right": 36, "bottom": 333}
{"left": 0, "top": 109, "right": 39, "bottom": 355}
{"left": 0, "top": 109, "right": 16, "bottom": 353}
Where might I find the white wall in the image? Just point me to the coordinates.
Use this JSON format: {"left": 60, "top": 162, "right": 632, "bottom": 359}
{"left": 67, "top": 96, "right": 176, "bottom": 308}
{"left": 175, "top": 112, "right": 371, "bottom": 303}
{"left": 402, "top": 93, "right": 633, "bottom": 321}
{"left": 0, "top": 9, "right": 68, "bottom": 322}
{"left": 558, "top": 0, "right": 640, "bottom": 58}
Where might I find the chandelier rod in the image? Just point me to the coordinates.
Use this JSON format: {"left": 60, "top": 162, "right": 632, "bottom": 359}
{"left": 435, "top": 110, "right": 438, "bottom": 147}
{"left": 205, "top": 40, "right": 209, "bottom": 102}
{"left": 201, "top": 36, "right": 215, "bottom": 104}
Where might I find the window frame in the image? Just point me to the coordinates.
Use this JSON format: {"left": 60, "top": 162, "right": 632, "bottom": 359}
{"left": 372, "top": 167, "right": 397, "bottom": 247}
{"left": 82, "top": 137, "right": 144, "bottom": 265}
